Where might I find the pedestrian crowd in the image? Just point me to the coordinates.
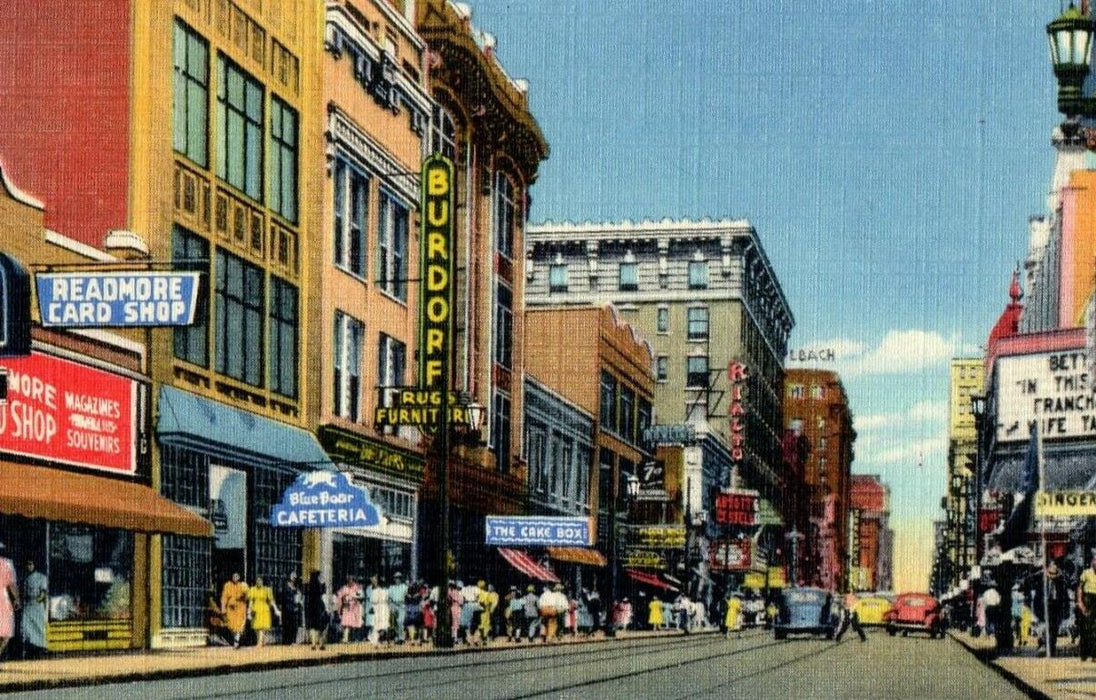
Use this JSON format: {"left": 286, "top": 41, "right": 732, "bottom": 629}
{"left": 202, "top": 570, "right": 668, "bottom": 649}
{"left": 0, "top": 541, "right": 49, "bottom": 668}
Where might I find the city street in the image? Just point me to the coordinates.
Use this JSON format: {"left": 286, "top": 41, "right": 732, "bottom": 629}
{"left": 0, "top": 630, "right": 1028, "bottom": 700}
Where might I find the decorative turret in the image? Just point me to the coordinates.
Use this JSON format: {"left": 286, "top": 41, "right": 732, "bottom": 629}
{"left": 987, "top": 268, "right": 1024, "bottom": 349}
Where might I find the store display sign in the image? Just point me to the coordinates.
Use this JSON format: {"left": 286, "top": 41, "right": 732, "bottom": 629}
{"left": 996, "top": 350, "right": 1096, "bottom": 443}
{"left": 623, "top": 548, "right": 666, "bottom": 569}
{"left": 710, "top": 538, "right": 752, "bottom": 571}
{"left": 210, "top": 465, "right": 247, "bottom": 548}
{"left": 272, "top": 471, "right": 384, "bottom": 528}
{"left": 627, "top": 525, "right": 686, "bottom": 548}
{"left": 318, "top": 424, "right": 425, "bottom": 482}
{"left": 36, "top": 271, "right": 201, "bottom": 327}
{"left": 418, "top": 155, "right": 455, "bottom": 394}
{"left": 0, "top": 351, "right": 137, "bottom": 474}
{"left": 1034, "top": 490, "right": 1096, "bottom": 517}
{"left": 485, "top": 516, "right": 591, "bottom": 546}
{"left": 715, "top": 489, "right": 759, "bottom": 526}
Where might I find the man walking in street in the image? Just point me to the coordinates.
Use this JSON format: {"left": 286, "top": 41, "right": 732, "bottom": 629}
{"left": 1077, "top": 555, "right": 1096, "bottom": 660}
{"left": 834, "top": 588, "right": 866, "bottom": 643}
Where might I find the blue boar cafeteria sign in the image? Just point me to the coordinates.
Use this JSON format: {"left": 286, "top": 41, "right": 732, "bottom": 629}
{"left": 272, "top": 470, "right": 384, "bottom": 528}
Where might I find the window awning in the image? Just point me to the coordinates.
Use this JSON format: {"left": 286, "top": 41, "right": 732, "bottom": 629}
{"left": 498, "top": 548, "right": 559, "bottom": 582}
{"left": 157, "top": 386, "right": 333, "bottom": 469}
{"left": 547, "top": 546, "right": 607, "bottom": 567}
{"left": 0, "top": 461, "right": 212, "bottom": 537}
{"left": 625, "top": 568, "right": 678, "bottom": 592}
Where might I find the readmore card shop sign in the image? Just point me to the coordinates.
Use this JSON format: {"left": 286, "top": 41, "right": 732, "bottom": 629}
{"left": 36, "top": 271, "right": 201, "bottom": 327}
{"left": 0, "top": 352, "right": 137, "bottom": 474}
{"left": 272, "top": 471, "right": 385, "bottom": 528}
{"left": 485, "top": 516, "right": 591, "bottom": 546}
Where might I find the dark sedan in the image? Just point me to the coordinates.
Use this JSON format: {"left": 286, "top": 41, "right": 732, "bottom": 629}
{"left": 773, "top": 587, "right": 840, "bottom": 640}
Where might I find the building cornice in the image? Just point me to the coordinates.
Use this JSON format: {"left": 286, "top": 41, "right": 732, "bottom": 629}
{"left": 325, "top": 104, "right": 421, "bottom": 202}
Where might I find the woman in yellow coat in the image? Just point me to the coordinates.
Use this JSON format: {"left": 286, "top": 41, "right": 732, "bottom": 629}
{"left": 247, "top": 575, "right": 281, "bottom": 647}
{"left": 221, "top": 572, "right": 249, "bottom": 647}
{"left": 648, "top": 597, "right": 664, "bottom": 629}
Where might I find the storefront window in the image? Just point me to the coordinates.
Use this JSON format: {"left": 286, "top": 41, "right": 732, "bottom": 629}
{"left": 48, "top": 524, "right": 133, "bottom": 621}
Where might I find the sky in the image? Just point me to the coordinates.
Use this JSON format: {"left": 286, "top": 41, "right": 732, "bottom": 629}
{"left": 467, "top": 0, "right": 1065, "bottom": 592}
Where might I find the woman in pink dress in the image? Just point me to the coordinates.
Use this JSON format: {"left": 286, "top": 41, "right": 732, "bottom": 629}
{"left": 447, "top": 582, "right": 463, "bottom": 642}
{"left": 0, "top": 542, "right": 20, "bottom": 663}
{"left": 335, "top": 574, "right": 364, "bottom": 643}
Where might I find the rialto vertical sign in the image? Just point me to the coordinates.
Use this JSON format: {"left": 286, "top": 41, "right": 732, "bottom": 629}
{"left": 420, "top": 155, "right": 455, "bottom": 396}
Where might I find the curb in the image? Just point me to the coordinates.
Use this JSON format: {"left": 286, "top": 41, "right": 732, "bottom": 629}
{"left": 947, "top": 631, "right": 1054, "bottom": 700}
{"left": 0, "top": 629, "right": 712, "bottom": 694}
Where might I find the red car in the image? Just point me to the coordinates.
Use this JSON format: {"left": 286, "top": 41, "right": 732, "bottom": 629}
{"left": 884, "top": 592, "right": 945, "bottom": 638}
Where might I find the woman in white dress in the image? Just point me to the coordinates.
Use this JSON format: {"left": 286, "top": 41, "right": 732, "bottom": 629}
{"left": 369, "top": 578, "right": 390, "bottom": 645}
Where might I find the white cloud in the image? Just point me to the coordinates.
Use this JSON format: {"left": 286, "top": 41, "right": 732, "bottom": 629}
{"left": 869, "top": 435, "right": 947, "bottom": 466}
{"left": 854, "top": 400, "right": 946, "bottom": 433}
{"left": 847, "top": 329, "right": 956, "bottom": 377}
{"left": 792, "top": 329, "right": 976, "bottom": 377}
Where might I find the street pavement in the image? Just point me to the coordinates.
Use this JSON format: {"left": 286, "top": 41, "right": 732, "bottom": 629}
{"left": 950, "top": 628, "right": 1096, "bottom": 700}
{"left": 0, "top": 628, "right": 1029, "bottom": 699}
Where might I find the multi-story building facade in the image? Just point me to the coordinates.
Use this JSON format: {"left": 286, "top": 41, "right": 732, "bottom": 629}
{"left": 782, "top": 369, "right": 855, "bottom": 591}
{"left": 316, "top": 0, "right": 432, "bottom": 590}
{"left": 524, "top": 305, "right": 654, "bottom": 594}
{"left": 414, "top": 0, "right": 549, "bottom": 582}
{"left": 525, "top": 219, "right": 794, "bottom": 582}
{"left": 848, "top": 474, "right": 891, "bottom": 592}
{"left": 943, "top": 358, "right": 984, "bottom": 590}
{"left": 0, "top": 0, "right": 329, "bottom": 647}
{"left": 0, "top": 165, "right": 211, "bottom": 653}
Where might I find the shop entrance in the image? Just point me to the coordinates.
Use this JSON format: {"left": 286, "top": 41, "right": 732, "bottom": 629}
{"left": 210, "top": 465, "right": 248, "bottom": 587}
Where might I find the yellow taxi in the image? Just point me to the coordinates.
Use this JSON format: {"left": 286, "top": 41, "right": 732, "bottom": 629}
{"left": 855, "top": 594, "right": 893, "bottom": 627}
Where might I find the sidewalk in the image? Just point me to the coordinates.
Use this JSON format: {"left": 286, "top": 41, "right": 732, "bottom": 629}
{"left": 0, "top": 628, "right": 697, "bottom": 694}
{"left": 951, "top": 629, "right": 1096, "bottom": 700}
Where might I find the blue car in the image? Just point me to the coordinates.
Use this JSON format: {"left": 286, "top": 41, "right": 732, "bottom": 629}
{"left": 773, "top": 587, "right": 839, "bottom": 640}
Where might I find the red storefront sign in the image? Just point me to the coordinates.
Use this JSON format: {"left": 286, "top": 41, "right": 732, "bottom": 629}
{"left": 0, "top": 352, "right": 137, "bottom": 474}
{"left": 978, "top": 507, "right": 1000, "bottom": 535}
{"left": 715, "top": 490, "right": 759, "bottom": 526}
{"left": 710, "top": 538, "right": 752, "bottom": 571}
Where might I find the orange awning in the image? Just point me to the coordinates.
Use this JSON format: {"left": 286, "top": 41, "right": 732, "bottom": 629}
{"left": 547, "top": 546, "right": 607, "bottom": 567}
{"left": 0, "top": 461, "right": 212, "bottom": 537}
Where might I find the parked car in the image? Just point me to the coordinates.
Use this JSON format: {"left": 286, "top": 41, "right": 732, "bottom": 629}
{"left": 773, "top": 587, "right": 840, "bottom": 640}
{"left": 885, "top": 592, "right": 945, "bottom": 638}
{"left": 856, "top": 594, "right": 893, "bottom": 627}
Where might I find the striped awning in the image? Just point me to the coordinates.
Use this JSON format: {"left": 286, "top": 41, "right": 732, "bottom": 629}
{"left": 547, "top": 546, "right": 607, "bottom": 567}
{"left": 498, "top": 548, "right": 560, "bottom": 582}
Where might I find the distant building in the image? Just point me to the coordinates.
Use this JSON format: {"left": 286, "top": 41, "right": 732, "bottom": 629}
{"left": 525, "top": 218, "right": 794, "bottom": 587}
{"left": 943, "top": 358, "right": 983, "bottom": 590}
{"left": 849, "top": 475, "right": 891, "bottom": 593}
{"left": 783, "top": 369, "right": 855, "bottom": 592}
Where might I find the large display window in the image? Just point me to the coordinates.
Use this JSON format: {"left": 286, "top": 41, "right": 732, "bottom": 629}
{"left": 48, "top": 524, "right": 133, "bottom": 621}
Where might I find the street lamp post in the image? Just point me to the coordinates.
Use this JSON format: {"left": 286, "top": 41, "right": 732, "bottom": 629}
{"left": 606, "top": 471, "right": 640, "bottom": 638}
{"left": 432, "top": 399, "right": 484, "bottom": 649}
{"left": 1047, "top": 3, "right": 1096, "bottom": 117}
{"left": 786, "top": 528, "right": 804, "bottom": 588}
{"left": 969, "top": 394, "right": 986, "bottom": 630}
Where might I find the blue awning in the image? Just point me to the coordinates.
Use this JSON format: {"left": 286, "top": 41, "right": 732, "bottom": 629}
{"left": 156, "top": 386, "right": 333, "bottom": 469}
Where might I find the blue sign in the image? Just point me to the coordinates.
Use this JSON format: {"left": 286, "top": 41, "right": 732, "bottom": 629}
{"left": 36, "top": 271, "right": 201, "bottom": 327}
{"left": 272, "top": 471, "right": 384, "bottom": 528}
{"left": 485, "top": 516, "right": 591, "bottom": 546}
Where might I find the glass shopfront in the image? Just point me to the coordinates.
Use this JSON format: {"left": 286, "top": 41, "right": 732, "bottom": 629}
{"left": 0, "top": 514, "right": 135, "bottom": 653}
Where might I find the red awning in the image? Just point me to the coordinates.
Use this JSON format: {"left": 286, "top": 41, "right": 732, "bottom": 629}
{"left": 498, "top": 548, "right": 560, "bottom": 583}
{"left": 625, "top": 569, "right": 678, "bottom": 592}
{"left": 547, "top": 546, "right": 607, "bottom": 567}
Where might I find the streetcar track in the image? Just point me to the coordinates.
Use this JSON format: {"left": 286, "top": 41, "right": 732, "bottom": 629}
{"left": 496, "top": 637, "right": 788, "bottom": 700}
{"left": 175, "top": 632, "right": 730, "bottom": 700}
{"left": 663, "top": 638, "right": 845, "bottom": 700}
